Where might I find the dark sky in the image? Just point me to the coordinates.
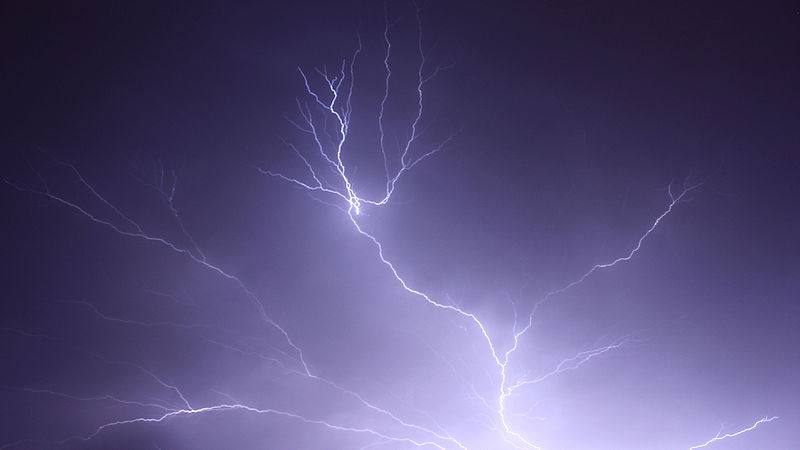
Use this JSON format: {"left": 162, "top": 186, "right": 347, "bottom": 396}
{"left": 1, "top": 1, "right": 798, "bottom": 449}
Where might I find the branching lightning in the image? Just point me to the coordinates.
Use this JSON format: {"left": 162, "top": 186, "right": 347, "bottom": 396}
{"left": 1, "top": 3, "right": 777, "bottom": 449}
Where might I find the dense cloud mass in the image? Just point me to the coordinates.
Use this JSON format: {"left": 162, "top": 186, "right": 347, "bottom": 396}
{"left": 1, "top": 1, "right": 798, "bottom": 449}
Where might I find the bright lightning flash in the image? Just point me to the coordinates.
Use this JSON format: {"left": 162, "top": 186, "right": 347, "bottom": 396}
{"left": 1, "top": 4, "right": 777, "bottom": 450}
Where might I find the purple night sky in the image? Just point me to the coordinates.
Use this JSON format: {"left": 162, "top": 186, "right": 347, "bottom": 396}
{"left": 1, "top": 1, "right": 798, "bottom": 449}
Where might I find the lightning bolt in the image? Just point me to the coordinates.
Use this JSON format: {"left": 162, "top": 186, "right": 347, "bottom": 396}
{"left": 2, "top": 3, "right": 777, "bottom": 449}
